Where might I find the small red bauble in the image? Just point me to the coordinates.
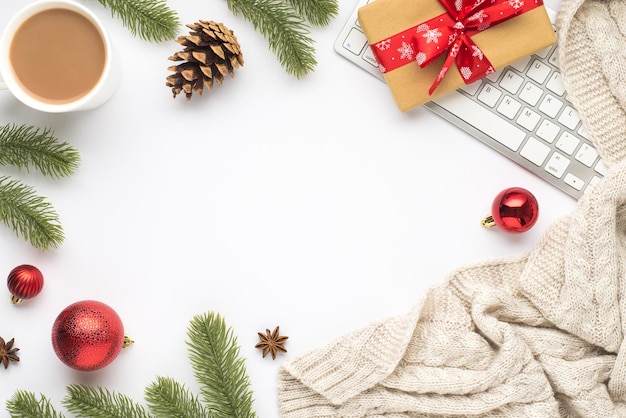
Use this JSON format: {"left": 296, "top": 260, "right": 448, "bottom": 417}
{"left": 7, "top": 264, "right": 44, "bottom": 304}
{"left": 51, "top": 300, "right": 132, "bottom": 371}
{"left": 481, "top": 187, "right": 539, "bottom": 233}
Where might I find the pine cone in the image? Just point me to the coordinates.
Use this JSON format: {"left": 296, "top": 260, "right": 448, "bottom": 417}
{"left": 166, "top": 20, "right": 244, "bottom": 100}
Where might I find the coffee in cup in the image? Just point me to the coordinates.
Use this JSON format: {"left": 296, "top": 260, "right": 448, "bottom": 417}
{"left": 0, "top": 0, "right": 120, "bottom": 112}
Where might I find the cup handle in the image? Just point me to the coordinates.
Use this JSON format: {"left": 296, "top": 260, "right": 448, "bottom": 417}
{"left": 0, "top": 74, "right": 6, "bottom": 90}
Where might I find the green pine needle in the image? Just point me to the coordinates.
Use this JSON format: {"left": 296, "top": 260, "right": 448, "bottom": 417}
{"left": 6, "top": 313, "right": 256, "bottom": 417}
{"left": 0, "top": 123, "right": 79, "bottom": 249}
{"left": 187, "top": 312, "right": 256, "bottom": 417}
{"left": 0, "top": 124, "right": 80, "bottom": 178}
{"left": 227, "top": 0, "right": 317, "bottom": 78}
{"left": 286, "top": 0, "right": 338, "bottom": 26}
{"left": 6, "top": 390, "right": 65, "bottom": 418}
{"left": 62, "top": 384, "right": 151, "bottom": 418}
{"left": 0, "top": 176, "right": 64, "bottom": 250}
{"left": 93, "top": 0, "right": 180, "bottom": 42}
{"left": 92, "top": 0, "right": 337, "bottom": 75}
{"left": 145, "top": 376, "right": 210, "bottom": 417}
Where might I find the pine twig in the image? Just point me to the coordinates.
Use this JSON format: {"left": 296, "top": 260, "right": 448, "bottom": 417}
{"left": 286, "top": 0, "right": 338, "bottom": 26}
{"left": 187, "top": 312, "right": 256, "bottom": 417}
{"left": 0, "top": 124, "right": 80, "bottom": 178}
{"left": 6, "top": 313, "right": 256, "bottom": 418}
{"left": 62, "top": 385, "right": 151, "bottom": 418}
{"left": 0, "top": 176, "right": 64, "bottom": 250}
{"left": 145, "top": 376, "right": 210, "bottom": 417}
{"left": 93, "top": 0, "right": 180, "bottom": 42}
{"left": 6, "top": 390, "right": 65, "bottom": 418}
{"left": 226, "top": 0, "right": 316, "bottom": 78}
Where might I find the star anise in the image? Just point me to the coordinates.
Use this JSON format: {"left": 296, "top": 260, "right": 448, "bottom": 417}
{"left": 255, "top": 326, "right": 288, "bottom": 360}
{"left": 0, "top": 337, "right": 20, "bottom": 369}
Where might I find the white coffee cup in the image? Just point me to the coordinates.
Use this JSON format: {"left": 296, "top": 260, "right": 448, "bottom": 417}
{"left": 0, "top": 0, "right": 120, "bottom": 112}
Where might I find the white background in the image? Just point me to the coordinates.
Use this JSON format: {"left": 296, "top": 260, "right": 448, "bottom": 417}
{"left": 0, "top": 0, "right": 571, "bottom": 416}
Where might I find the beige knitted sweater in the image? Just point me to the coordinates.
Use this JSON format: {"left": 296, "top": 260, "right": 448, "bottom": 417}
{"left": 277, "top": 0, "right": 626, "bottom": 415}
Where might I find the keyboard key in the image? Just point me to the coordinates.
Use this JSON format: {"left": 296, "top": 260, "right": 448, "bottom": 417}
{"left": 536, "top": 119, "right": 560, "bottom": 143}
{"left": 587, "top": 177, "right": 602, "bottom": 193}
{"left": 519, "top": 82, "right": 543, "bottom": 106}
{"left": 517, "top": 107, "right": 541, "bottom": 131}
{"left": 557, "top": 106, "right": 580, "bottom": 130}
{"left": 548, "top": 47, "right": 559, "bottom": 67}
{"left": 527, "top": 60, "right": 551, "bottom": 84}
{"left": 431, "top": 91, "right": 526, "bottom": 151}
{"left": 477, "top": 85, "right": 502, "bottom": 107}
{"left": 546, "top": 72, "right": 566, "bottom": 96}
{"left": 578, "top": 124, "right": 589, "bottom": 139}
{"left": 343, "top": 28, "right": 367, "bottom": 56}
{"left": 521, "top": 137, "right": 550, "bottom": 166}
{"left": 499, "top": 70, "right": 524, "bottom": 94}
{"left": 595, "top": 159, "right": 608, "bottom": 176}
{"left": 362, "top": 47, "right": 379, "bottom": 68}
{"left": 575, "top": 143, "right": 598, "bottom": 167}
{"left": 538, "top": 94, "right": 563, "bottom": 118}
{"left": 535, "top": 46, "right": 553, "bottom": 59}
{"left": 545, "top": 152, "right": 570, "bottom": 178}
{"left": 497, "top": 96, "right": 522, "bottom": 119}
{"left": 461, "top": 80, "right": 482, "bottom": 95}
{"left": 510, "top": 55, "right": 532, "bottom": 72}
{"left": 486, "top": 69, "right": 501, "bottom": 82}
{"left": 564, "top": 173, "right": 585, "bottom": 191}
{"left": 555, "top": 131, "right": 580, "bottom": 155}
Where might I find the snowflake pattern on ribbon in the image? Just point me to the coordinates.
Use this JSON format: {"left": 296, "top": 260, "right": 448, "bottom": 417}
{"left": 471, "top": 45, "right": 484, "bottom": 59}
{"left": 368, "top": 0, "right": 544, "bottom": 95}
{"left": 397, "top": 41, "right": 415, "bottom": 60}
{"left": 422, "top": 28, "right": 443, "bottom": 43}
{"left": 467, "top": 11, "right": 488, "bottom": 23}
{"left": 376, "top": 39, "right": 391, "bottom": 51}
{"left": 460, "top": 66, "right": 473, "bottom": 80}
{"left": 450, "top": 43, "right": 461, "bottom": 58}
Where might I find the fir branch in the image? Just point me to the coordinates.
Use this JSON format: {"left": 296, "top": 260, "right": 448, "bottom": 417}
{"left": 0, "top": 124, "right": 80, "bottom": 178}
{"left": 0, "top": 176, "right": 63, "bottom": 250}
{"left": 285, "top": 0, "right": 338, "bottom": 26}
{"left": 226, "top": 0, "right": 316, "bottom": 78}
{"left": 187, "top": 312, "right": 255, "bottom": 417}
{"left": 92, "top": 0, "right": 180, "bottom": 42}
{"left": 145, "top": 376, "right": 210, "bottom": 417}
{"left": 62, "top": 384, "right": 151, "bottom": 418}
{"left": 6, "top": 390, "right": 65, "bottom": 418}
{"left": 6, "top": 313, "right": 256, "bottom": 418}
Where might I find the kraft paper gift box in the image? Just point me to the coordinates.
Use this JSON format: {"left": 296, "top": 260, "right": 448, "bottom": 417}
{"left": 358, "top": 0, "right": 557, "bottom": 112}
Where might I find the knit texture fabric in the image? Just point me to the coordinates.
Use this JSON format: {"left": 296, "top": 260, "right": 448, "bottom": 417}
{"left": 277, "top": 0, "right": 626, "bottom": 415}
{"left": 557, "top": 0, "right": 626, "bottom": 167}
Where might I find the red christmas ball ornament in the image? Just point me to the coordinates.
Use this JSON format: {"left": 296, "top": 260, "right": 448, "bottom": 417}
{"left": 51, "top": 300, "right": 133, "bottom": 371}
{"left": 481, "top": 187, "right": 539, "bottom": 233}
{"left": 7, "top": 264, "right": 44, "bottom": 304}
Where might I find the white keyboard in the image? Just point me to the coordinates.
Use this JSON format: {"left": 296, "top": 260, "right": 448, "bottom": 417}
{"left": 334, "top": 0, "right": 606, "bottom": 200}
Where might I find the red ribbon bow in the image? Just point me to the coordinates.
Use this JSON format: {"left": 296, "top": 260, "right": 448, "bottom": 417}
{"left": 371, "top": 0, "right": 543, "bottom": 95}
